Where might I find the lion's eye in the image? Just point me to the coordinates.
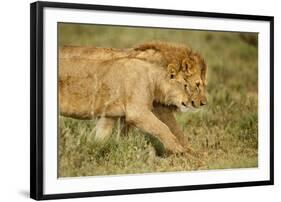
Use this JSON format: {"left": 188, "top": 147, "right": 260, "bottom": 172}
{"left": 196, "top": 81, "right": 200, "bottom": 87}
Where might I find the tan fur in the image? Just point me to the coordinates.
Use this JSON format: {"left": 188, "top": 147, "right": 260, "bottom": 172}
{"left": 60, "top": 42, "right": 207, "bottom": 108}
{"left": 59, "top": 57, "right": 190, "bottom": 153}
{"left": 59, "top": 41, "right": 208, "bottom": 148}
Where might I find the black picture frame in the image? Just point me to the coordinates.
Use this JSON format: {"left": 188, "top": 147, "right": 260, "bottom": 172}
{"left": 30, "top": 1, "right": 274, "bottom": 200}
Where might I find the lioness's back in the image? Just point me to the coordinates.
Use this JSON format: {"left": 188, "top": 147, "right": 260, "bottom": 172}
{"left": 59, "top": 57, "right": 164, "bottom": 119}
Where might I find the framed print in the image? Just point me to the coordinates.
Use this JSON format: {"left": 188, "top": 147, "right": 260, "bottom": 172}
{"left": 30, "top": 1, "right": 274, "bottom": 200}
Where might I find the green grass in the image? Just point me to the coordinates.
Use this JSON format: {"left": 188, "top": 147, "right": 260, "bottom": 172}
{"left": 58, "top": 23, "right": 258, "bottom": 177}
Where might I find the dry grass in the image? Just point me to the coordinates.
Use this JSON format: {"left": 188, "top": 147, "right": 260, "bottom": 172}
{"left": 58, "top": 23, "right": 258, "bottom": 177}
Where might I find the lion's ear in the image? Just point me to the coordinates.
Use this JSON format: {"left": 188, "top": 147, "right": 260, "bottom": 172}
{"left": 181, "top": 59, "right": 188, "bottom": 71}
{"left": 167, "top": 64, "right": 179, "bottom": 79}
{"left": 182, "top": 58, "right": 194, "bottom": 75}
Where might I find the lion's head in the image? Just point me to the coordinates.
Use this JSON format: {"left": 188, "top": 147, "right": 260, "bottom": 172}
{"left": 180, "top": 53, "right": 207, "bottom": 108}
{"left": 161, "top": 63, "right": 193, "bottom": 112}
{"left": 134, "top": 41, "right": 207, "bottom": 109}
{"left": 166, "top": 53, "right": 207, "bottom": 109}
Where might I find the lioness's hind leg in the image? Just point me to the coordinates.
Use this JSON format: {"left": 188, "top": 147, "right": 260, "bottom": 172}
{"left": 119, "top": 117, "right": 133, "bottom": 136}
{"left": 94, "top": 117, "right": 115, "bottom": 142}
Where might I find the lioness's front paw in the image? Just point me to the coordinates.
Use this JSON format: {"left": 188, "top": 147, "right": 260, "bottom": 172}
{"left": 165, "top": 141, "right": 185, "bottom": 154}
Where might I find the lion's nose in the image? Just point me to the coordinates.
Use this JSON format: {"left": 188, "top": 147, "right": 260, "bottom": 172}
{"left": 200, "top": 100, "right": 207, "bottom": 106}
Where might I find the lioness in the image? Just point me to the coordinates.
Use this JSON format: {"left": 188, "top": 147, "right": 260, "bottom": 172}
{"left": 59, "top": 57, "right": 192, "bottom": 153}
{"left": 60, "top": 42, "right": 207, "bottom": 108}
{"left": 59, "top": 42, "right": 208, "bottom": 146}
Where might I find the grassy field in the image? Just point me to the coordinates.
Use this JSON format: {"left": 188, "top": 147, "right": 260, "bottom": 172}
{"left": 58, "top": 23, "right": 258, "bottom": 177}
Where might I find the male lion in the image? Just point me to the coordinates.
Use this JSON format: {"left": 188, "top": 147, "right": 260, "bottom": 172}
{"left": 59, "top": 57, "right": 192, "bottom": 153}
{"left": 59, "top": 42, "right": 208, "bottom": 146}
{"left": 133, "top": 42, "right": 207, "bottom": 108}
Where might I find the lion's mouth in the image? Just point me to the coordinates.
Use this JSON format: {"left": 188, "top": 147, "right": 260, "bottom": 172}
{"left": 164, "top": 103, "right": 179, "bottom": 110}
{"left": 178, "top": 102, "right": 200, "bottom": 112}
{"left": 166, "top": 103, "right": 190, "bottom": 112}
